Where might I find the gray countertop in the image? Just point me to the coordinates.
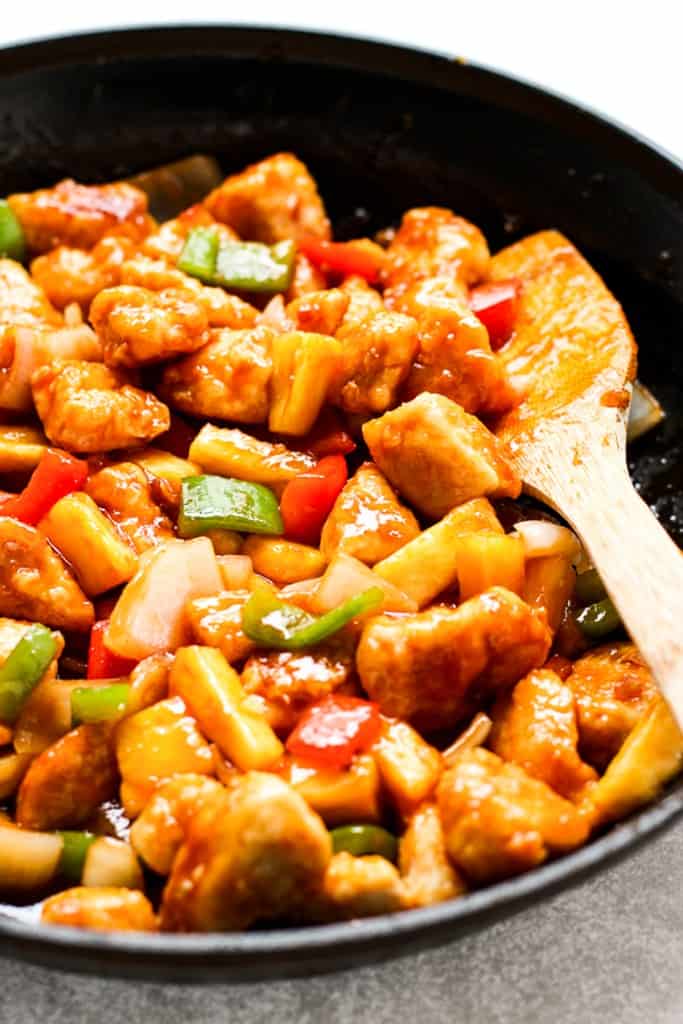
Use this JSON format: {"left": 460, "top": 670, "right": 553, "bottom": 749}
{"left": 1, "top": 820, "right": 682, "bottom": 1024}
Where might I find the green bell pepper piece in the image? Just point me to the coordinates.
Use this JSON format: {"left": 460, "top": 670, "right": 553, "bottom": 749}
{"left": 575, "top": 597, "right": 621, "bottom": 639}
{"left": 242, "top": 586, "right": 383, "bottom": 651}
{"left": 214, "top": 239, "right": 295, "bottom": 293}
{"left": 330, "top": 824, "right": 398, "bottom": 863}
{"left": 177, "top": 226, "right": 219, "bottom": 282}
{"left": 178, "top": 474, "right": 283, "bottom": 537}
{"left": 0, "top": 200, "right": 25, "bottom": 261}
{"left": 575, "top": 568, "right": 607, "bottom": 606}
{"left": 58, "top": 831, "right": 96, "bottom": 881}
{"left": 71, "top": 684, "right": 130, "bottom": 726}
{"left": 0, "top": 625, "right": 58, "bottom": 724}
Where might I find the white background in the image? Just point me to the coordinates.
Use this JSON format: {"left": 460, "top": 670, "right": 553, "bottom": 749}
{"left": 1, "top": 0, "right": 681, "bottom": 159}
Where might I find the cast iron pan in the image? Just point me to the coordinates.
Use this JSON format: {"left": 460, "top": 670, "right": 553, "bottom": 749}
{"left": 0, "top": 25, "right": 682, "bottom": 982}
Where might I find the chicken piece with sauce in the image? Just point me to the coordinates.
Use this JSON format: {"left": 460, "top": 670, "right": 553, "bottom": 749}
{"left": 160, "top": 772, "right": 332, "bottom": 931}
{"left": 30, "top": 233, "right": 139, "bottom": 312}
{"left": 141, "top": 203, "right": 237, "bottom": 263}
{"left": 85, "top": 462, "right": 175, "bottom": 554}
{"left": 204, "top": 153, "right": 331, "bottom": 244}
{"left": 32, "top": 359, "right": 170, "bottom": 452}
{"left": 357, "top": 587, "right": 551, "bottom": 730}
{"left": 320, "top": 462, "right": 420, "bottom": 565}
{"left": 437, "top": 746, "right": 590, "bottom": 883}
{"left": 331, "top": 310, "right": 419, "bottom": 416}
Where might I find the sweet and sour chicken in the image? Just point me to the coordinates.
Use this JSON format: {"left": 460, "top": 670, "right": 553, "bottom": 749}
{"left": 0, "top": 152, "right": 676, "bottom": 936}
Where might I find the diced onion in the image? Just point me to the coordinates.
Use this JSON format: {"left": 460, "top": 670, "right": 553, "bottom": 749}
{"left": 0, "top": 323, "right": 102, "bottom": 413}
{"left": 512, "top": 520, "right": 581, "bottom": 560}
{"left": 442, "top": 712, "right": 493, "bottom": 766}
{"left": 627, "top": 380, "right": 664, "bottom": 442}
{"left": 216, "top": 554, "right": 253, "bottom": 590}
{"left": 0, "top": 826, "right": 62, "bottom": 890}
{"left": 82, "top": 836, "right": 144, "bottom": 890}
{"left": 313, "top": 552, "right": 417, "bottom": 615}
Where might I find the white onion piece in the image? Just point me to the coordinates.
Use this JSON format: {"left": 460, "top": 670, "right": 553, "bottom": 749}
{"left": 313, "top": 552, "right": 417, "bottom": 615}
{"left": 628, "top": 380, "right": 664, "bottom": 442}
{"left": 0, "top": 322, "right": 102, "bottom": 413}
{"left": 82, "top": 837, "right": 143, "bottom": 890}
{"left": 106, "top": 538, "right": 223, "bottom": 660}
{"left": 0, "top": 826, "right": 62, "bottom": 890}
{"left": 442, "top": 712, "right": 493, "bottom": 766}
{"left": 513, "top": 520, "right": 581, "bottom": 560}
{"left": 278, "top": 576, "right": 324, "bottom": 601}
{"left": 216, "top": 554, "right": 253, "bottom": 590}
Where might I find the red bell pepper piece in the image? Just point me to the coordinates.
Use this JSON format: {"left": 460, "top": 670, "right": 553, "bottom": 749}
{"left": 279, "top": 454, "right": 348, "bottom": 545}
{"left": 469, "top": 279, "right": 519, "bottom": 350}
{"left": 297, "top": 237, "right": 383, "bottom": 285}
{"left": 87, "top": 620, "right": 137, "bottom": 680}
{"left": 286, "top": 695, "right": 382, "bottom": 769}
{"left": 2, "top": 448, "right": 88, "bottom": 526}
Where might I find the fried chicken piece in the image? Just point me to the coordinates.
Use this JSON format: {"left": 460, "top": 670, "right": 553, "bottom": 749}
{"left": 306, "top": 852, "right": 404, "bottom": 922}
{"left": 399, "top": 802, "right": 465, "bottom": 907}
{"left": 0, "top": 517, "right": 93, "bottom": 631}
{"left": 32, "top": 359, "right": 170, "bottom": 452}
{"left": 141, "top": 204, "right": 236, "bottom": 263}
{"left": 320, "top": 462, "right": 420, "bottom": 565}
{"left": 90, "top": 285, "right": 210, "bottom": 368}
{"left": 286, "top": 288, "right": 349, "bottom": 336}
{"left": 284, "top": 252, "right": 327, "bottom": 300}
{"left": 16, "top": 724, "right": 117, "bottom": 830}
{"left": 437, "top": 747, "right": 589, "bottom": 883}
{"left": 489, "top": 669, "right": 597, "bottom": 799}
{"left": 160, "top": 772, "right": 331, "bottom": 931}
{"left": 357, "top": 587, "right": 551, "bottom": 730}
{"left": 205, "top": 153, "right": 331, "bottom": 244}
{"left": 130, "top": 774, "right": 225, "bottom": 875}
{"left": 330, "top": 310, "right": 419, "bottom": 415}
{"left": 30, "top": 233, "right": 138, "bottom": 312}
{"left": 8, "top": 179, "right": 149, "bottom": 253}
{"left": 160, "top": 326, "right": 273, "bottom": 423}
{"left": 566, "top": 643, "right": 658, "bottom": 770}
{"left": 0, "top": 258, "right": 62, "bottom": 326}
{"left": 85, "top": 462, "right": 174, "bottom": 554}
{"left": 42, "top": 887, "right": 158, "bottom": 931}
{"left": 363, "top": 392, "right": 520, "bottom": 519}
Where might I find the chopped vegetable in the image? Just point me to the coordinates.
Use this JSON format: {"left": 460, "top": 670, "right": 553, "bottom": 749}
{"left": 179, "top": 475, "right": 284, "bottom": 537}
{"left": 0, "top": 424, "right": 47, "bottom": 474}
{"left": 2, "top": 448, "right": 87, "bottom": 526}
{"left": 456, "top": 533, "right": 526, "bottom": 601}
{"left": 87, "top": 621, "right": 138, "bottom": 680}
{"left": 81, "top": 836, "right": 143, "bottom": 890}
{"left": 575, "top": 597, "right": 621, "bottom": 638}
{"left": 242, "top": 585, "right": 383, "bottom": 651}
{"left": 0, "top": 625, "right": 58, "bottom": 724}
{"left": 177, "top": 226, "right": 219, "bottom": 282}
{"left": 58, "top": 831, "right": 96, "bottom": 882}
{"left": 71, "top": 684, "right": 130, "bottom": 726}
{"left": 297, "top": 237, "right": 383, "bottom": 284}
{"left": 280, "top": 455, "right": 348, "bottom": 544}
{"left": 0, "top": 825, "right": 63, "bottom": 890}
{"left": 627, "top": 380, "right": 664, "bottom": 442}
{"left": 575, "top": 568, "right": 607, "bottom": 605}
{"left": 285, "top": 754, "right": 382, "bottom": 825}
{"left": 189, "top": 424, "right": 316, "bottom": 487}
{"left": 314, "top": 552, "right": 417, "bottom": 614}
{"left": 512, "top": 520, "right": 580, "bottom": 561}
{"left": 241, "top": 536, "right": 326, "bottom": 585}
{"left": 469, "top": 279, "right": 519, "bottom": 349}
{"left": 0, "top": 199, "right": 25, "bottom": 261}
{"left": 269, "top": 331, "right": 342, "bottom": 436}
{"left": 286, "top": 694, "right": 382, "bottom": 769}
{"left": 330, "top": 824, "right": 398, "bottom": 862}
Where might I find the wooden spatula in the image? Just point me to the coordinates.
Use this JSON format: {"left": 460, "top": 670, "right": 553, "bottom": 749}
{"left": 490, "top": 231, "right": 683, "bottom": 727}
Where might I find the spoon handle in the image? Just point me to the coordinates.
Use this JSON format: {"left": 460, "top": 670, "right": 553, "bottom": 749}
{"left": 541, "top": 444, "right": 683, "bottom": 728}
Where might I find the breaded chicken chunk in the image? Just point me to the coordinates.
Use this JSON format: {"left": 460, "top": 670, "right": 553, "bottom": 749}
{"left": 489, "top": 669, "right": 597, "bottom": 799}
{"left": 160, "top": 326, "right": 273, "bottom": 423}
{"left": 320, "top": 462, "right": 420, "bottom": 565}
{"left": 85, "top": 462, "right": 174, "bottom": 554}
{"left": 331, "top": 310, "right": 419, "bottom": 415}
{"left": 204, "top": 153, "right": 331, "bottom": 244}
{"left": 42, "top": 887, "right": 158, "bottom": 932}
{"left": 437, "top": 747, "right": 589, "bottom": 883}
{"left": 363, "top": 393, "right": 520, "bottom": 519}
{"left": 160, "top": 772, "right": 332, "bottom": 931}
{"left": 357, "top": 587, "right": 551, "bottom": 730}
{"left": 30, "top": 233, "right": 138, "bottom": 312}
{"left": 91, "top": 285, "right": 210, "bottom": 368}
{"left": 0, "top": 258, "right": 63, "bottom": 326}
{"left": 32, "top": 359, "right": 170, "bottom": 452}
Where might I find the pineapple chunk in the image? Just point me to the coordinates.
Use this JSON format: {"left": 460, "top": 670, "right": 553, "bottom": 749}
{"left": 129, "top": 448, "right": 200, "bottom": 490}
{"left": 523, "top": 554, "right": 576, "bottom": 632}
{"left": 170, "top": 646, "right": 283, "bottom": 771}
{"left": 371, "top": 719, "right": 442, "bottom": 814}
{"left": 115, "top": 696, "right": 214, "bottom": 817}
{"left": 269, "top": 331, "right": 342, "bottom": 435}
{"left": 285, "top": 753, "right": 381, "bottom": 826}
{"left": 0, "top": 424, "right": 47, "bottom": 472}
{"left": 591, "top": 697, "right": 683, "bottom": 824}
{"left": 206, "top": 529, "right": 243, "bottom": 555}
{"left": 456, "top": 532, "right": 525, "bottom": 601}
{"left": 39, "top": 492, "right": 138, "bottom": 596}
{"left": 189, "top": 423, "right": 315, "bottom": 485}
{"left": 373, "top": 497, "right": 503, "bottom": 607}
{"left": 242, "top": 536, "right": 326, "bottom": 585}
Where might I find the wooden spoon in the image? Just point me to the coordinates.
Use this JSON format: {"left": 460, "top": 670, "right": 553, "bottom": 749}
{"left": 490, "top": 230, "right": 683, "bottom": 726}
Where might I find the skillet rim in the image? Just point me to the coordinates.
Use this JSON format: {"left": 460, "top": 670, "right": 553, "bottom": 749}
{"left": 0, "top": 22, "right": 682, "bottom": 977}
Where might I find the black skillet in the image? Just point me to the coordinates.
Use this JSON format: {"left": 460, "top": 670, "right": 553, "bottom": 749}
{"left": 0, "top": 25, "right": 682, "bottom": 982}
